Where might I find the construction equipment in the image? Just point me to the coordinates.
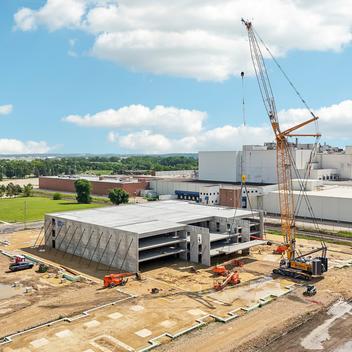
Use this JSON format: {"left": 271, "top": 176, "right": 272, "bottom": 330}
{"left": 212, "top": 265, "right": 229, "bottom": 276}
{"left": 103, "top": 273, "right": 133, "bottom": 288}
{"left": 303, "top": 285, "right": 317, "bottom": 296}
{"left": 273, "top": 245, "right": 288, "bottom": 255}
{"left": 231, "top": 259, "right": 244, "bottom": 267}
{"left": 151, "top": 287, "right": 160, "bottom": 294}
{"left": 242, "top": 19, "right": 328, "bottom": 280}
{"left": 213, "top": 270, "right": 240, "bottom": 291}
{"left": 38, "top": 263, "right": 49, "bottom": 273}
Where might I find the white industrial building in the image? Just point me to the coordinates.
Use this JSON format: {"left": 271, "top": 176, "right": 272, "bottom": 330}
{"left": 149, "top": 179, "right": 221, "bottom": 205}
{"left": 199, "top": 143, "right": 349, "bottom": 184}
{"left": 314, "top": 146, "right": 352, "bottom": 180}
{"left": 262, "top": 181, "right": 352, "bottom": 224}
{"left": 198, "top": 151, "right": 242, "bottom": 183}
{"left": 44, "top": 201, "right": 264, "bottom": 272}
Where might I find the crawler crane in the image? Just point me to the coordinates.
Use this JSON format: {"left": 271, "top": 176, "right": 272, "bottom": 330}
{"left": 242, "top": 20, "right": 328, "bottom": 280}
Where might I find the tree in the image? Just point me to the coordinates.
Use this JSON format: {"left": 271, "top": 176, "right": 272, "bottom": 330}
{"left": 6, "top": 183, "right": 22, "bottom": 197}
{"left": 14, "top": 184, "right": 23, "bottom": 195}
{"left": 23, "top": 184, "right": 33, "bottom": 197}
{"left": 53, "top": 192, "right": 62, "bottom": 200}
{"left": 6, "top": 183, "right": 16, "bottom": 197}
{"left": 0, "top": 185, "right": 5, "bottom": 197}
{"left": 74, "top": 179, "right": 92, "bottom": 204}
{"left": 108, "top": 188, "right": 129, "bottom": 205}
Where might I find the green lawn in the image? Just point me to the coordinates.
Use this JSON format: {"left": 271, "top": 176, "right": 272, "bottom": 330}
{"left": 85, "top": 169, "right": 113, "bottom": 176}
{"left": 0, "top": 197, "right": 107, "bottom": 223}
{"left": 33, "top": 190, "right": 111, "bottom": 204}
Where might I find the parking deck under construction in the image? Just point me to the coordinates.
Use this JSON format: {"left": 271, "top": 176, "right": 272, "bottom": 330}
{"left": 43, "top": 201, "right": 264, "bottom": 272}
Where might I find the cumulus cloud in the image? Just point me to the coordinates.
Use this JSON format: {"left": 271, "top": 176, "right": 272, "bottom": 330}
{"left": 108, "top": 125, "right": 272, "bottom": 153}
{"left": 64, "top": 99, "right": 352, "bottom": 153}
{"left": 64, "top": 104, "right": 206, "bottom": 135}
{"left": 14, "top": 0, "right": 352, "bottom": 80}
{"left": 0, "top": 104, "right": 13, "bottom": 115}
{"left": 14, "top": 0, "right": 86, "bottom": 31}
{"left": 0, "top": 139, "right": 51, "bottom": 154}
{"left": 279, "top": 99, "right": 352, "bottom": 140}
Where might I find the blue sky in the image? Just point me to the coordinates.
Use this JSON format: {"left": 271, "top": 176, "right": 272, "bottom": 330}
{"left": 0, "top": 0, "right": 351, "bottom": 154}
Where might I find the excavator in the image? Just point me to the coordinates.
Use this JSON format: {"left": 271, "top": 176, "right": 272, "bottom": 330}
{"left": 242, "top": 20, "right": 328, "bottom": 280}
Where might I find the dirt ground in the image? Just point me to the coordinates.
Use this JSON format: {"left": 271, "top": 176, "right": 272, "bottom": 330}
{"left": 0, "top": 256, "right": 127, "bottom": 338}
{"left": 0, "top": 178, "right": 38, "bottom": 188}
{"left": 0, "top": 229, "right": 351, "bottom": 352}
{"left": 157, "top": 235, "right": 352, "bottom": 352}
{"left": 0, "top": 230, "right": 128, "bottom": 337}
{"left": 261, "top": 300, "right": 352, "bottom": 352}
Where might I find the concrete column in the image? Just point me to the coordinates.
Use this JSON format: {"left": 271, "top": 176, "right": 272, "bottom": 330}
{"left": 209, "top": 220, "right": 217, "bottom": 232}
{"left": 240, "top": 220, "right": 250, "bottom": 242}
{"left": 201, "top": 232, "right": 211, "bottom": 266}
{"left": 219, "top": 218, "right": 227, "bottom": 232}
{"left": 190, "top": 233, "right": 199, "bottom": 263}
{"left": 178, "top": 230, "right": 188, "bottom": 260}
{"left": 259, "top": 210, "right": 264, "bottom": 238}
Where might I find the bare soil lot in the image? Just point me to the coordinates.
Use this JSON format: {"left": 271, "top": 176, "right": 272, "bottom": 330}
{"left": 0, "top": 252, "right": 127, "bottom": 337}
{"left": 0, "top": 230, "right": 351, "bottom": 352}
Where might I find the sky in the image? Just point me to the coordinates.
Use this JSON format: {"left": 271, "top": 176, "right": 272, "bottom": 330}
{"left": 0, "top": 0, "right": 352, "bottom": 155}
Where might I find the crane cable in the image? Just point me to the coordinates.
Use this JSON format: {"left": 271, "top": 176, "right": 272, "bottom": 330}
{"left": 228, "top": 72, "right": 257, "bottom": 241}
{"left": 252, "top": 27, "right": 327, "bottom": 250}
{"left": 241, "top": 71, "right": 246, "bottom": 126}
{"left": 253, "top": 28, "right": 319, "bottom": 130}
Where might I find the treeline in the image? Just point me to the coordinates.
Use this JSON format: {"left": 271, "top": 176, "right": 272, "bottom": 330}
{"left": 0, "top": 156, "right": 198, "bottom": 179}
{"left": 0, "top": 183, "right": 33, "bottom": 197}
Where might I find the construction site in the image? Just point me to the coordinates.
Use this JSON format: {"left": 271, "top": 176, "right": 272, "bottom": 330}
{"left": 1, "top": 18, "right": 352, "bottom": 352}
{"left": 0, "top": 223, "right": 351, "bottom": 352}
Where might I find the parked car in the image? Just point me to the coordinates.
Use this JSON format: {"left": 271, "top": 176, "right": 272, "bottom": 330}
{"left": 9, "top": 261, "right": 34, "bottom": 272}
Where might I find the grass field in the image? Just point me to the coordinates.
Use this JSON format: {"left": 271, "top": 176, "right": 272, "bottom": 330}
{"left": 85, "top": 169, "right": 113, "bottom": 176}
{"left": 0, "top": 197, "right": 107, "bottom": 223}
{"left": 33, "top": 190, "right": 111, "bottom": 204}
{"left": 267, "top": 229, "right": 352, "bottom": 246}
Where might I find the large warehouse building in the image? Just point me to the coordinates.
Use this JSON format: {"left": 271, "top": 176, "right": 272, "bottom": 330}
{"left": 199, "top": 144, "right": 313, "bottom": 184}
{"left": 262, "top": 181, "right": 352, "bottom": 223}
{"left": 198, "top": 143, "right": 347, "bottom": 184}
{"left": 44, "top": 201, "right": 264, "bottom": 272}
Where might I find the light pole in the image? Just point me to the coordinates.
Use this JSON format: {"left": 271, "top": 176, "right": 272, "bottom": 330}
{"left": 24, "top": 200, "right": 27, "bottom": 230}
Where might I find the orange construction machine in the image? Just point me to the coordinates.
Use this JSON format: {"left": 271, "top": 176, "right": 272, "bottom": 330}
{"left": 212, "top": 265, "right": 228, "bottom": 276}
{"left": 273, "top": 245, "right": 288, "bottom": 255}
{"left": 213, "top": 270, "right": 240, "bottom": 291}
{"left": 103, "top": 273, "right": 133, "bottom": 288}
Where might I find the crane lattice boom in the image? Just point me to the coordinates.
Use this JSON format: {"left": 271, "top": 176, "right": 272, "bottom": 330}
{"left": 242, "top": 19, "right": 320, "bottom": 261}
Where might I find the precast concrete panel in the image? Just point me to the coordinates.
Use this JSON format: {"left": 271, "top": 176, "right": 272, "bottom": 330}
{"left": 44, "top": 216, "right": 139, "bottom": 272}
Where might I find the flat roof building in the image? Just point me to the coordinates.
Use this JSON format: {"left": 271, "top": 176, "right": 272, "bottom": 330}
{"left": 39, "top": 175, "right": 148, "bottom": 196}
{"left": 263, "top": 183, "right": 352, "bottom": 223}
{"left": 44, "top": 201, "right": 264, "bottom": 272}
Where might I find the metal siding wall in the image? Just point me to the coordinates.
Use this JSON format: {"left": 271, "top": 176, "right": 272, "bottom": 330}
{"left": 198, "top": 151, "right": 240, "bottom": 182}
